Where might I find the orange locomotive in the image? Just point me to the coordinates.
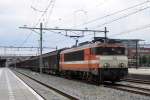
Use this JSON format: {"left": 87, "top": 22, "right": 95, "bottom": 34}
{"left": 60, "top": 41, "right": 128, "bottom": 84}
{"left": 10, "top": 40, "right": 128, "bottom": 84}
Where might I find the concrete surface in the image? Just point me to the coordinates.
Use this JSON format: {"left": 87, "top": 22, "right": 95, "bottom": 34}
{"left": 0, "top": 68, "right": 44, "bottom": 100}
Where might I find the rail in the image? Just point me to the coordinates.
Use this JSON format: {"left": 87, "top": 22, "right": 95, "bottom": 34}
{"left": 104, "top": 82, "right": 150, "bottom": 97}
{"left": 14, "top": 70, "right": 78, "bottom": 100}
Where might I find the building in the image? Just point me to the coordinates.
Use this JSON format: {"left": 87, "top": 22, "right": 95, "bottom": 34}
{"left": 128, "top": 47, "right": 150, "bottom": 67}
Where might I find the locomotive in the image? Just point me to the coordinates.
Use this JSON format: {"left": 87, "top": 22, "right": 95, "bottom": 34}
{"left": 10, "top": 39, "right": 128, "bottom": 84}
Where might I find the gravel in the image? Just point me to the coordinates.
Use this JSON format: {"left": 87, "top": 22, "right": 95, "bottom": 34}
{"left": 13, "top": 71, "right": 69, "bottom": 100}
{"left": 12, "top": 68, "right": 150, "bottom": 100}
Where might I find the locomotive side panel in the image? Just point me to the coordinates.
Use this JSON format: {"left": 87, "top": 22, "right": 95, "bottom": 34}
{"left": 60, "top": 48, "right": 99, "bottom": 72}
{"left": 60, "top": 50, "right": 87, "bottom": 71}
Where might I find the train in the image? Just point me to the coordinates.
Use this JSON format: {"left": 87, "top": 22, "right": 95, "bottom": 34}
{"left": 10, "top": 39, "right": 128, "bottom": 84}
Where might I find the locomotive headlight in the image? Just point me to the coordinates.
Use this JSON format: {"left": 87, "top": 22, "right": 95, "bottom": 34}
{"left": 119, "top": 63, "right": 125, "bottom": 68}
{"left": 103, "top": 63, "right": 110, "bottom": 68}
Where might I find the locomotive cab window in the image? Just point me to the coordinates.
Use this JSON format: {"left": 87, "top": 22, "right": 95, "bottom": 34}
{"left": 64, "top": 50, "right": 84, "bottom": 61}
{"left": 91, "top": 47, "right": 125, "bottom": 55}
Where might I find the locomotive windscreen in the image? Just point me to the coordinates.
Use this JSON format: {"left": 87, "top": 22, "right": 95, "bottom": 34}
{"left": 91, "top": 47, "right": 125, "bottom": 55}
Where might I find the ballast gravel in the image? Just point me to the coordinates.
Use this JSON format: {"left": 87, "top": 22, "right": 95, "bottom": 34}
{"left": 13, "top": 68, "right": 150, "bottom": 100}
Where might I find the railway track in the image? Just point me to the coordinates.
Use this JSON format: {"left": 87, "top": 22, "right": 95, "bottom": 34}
{"left": 124, "top": 78, "right": 150, "bottom": 85}
{"left": 13, "top": 69, "right": 150, "bottom": 98}
{"left": 104, "top": 82, "right": 150, "bottom": 97}
{"left": 14, "top": 70, "right": 78, "bottom": 100}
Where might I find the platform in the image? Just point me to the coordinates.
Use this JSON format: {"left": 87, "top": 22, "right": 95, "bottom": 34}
{"left": 0, "top": 68, "right": 44, "bottom": 100}
{"left": 129, "top": 68, "right": 150, "bottom": 75}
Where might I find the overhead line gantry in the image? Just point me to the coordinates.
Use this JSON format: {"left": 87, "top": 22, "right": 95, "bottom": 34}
{"left": 19, "top": 23, "right": 108, "bottom": 74}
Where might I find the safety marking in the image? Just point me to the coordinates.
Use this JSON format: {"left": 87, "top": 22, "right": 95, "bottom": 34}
{"left": 61, "top": 60, "right": 99, "bottom": 64}
{"left": 5, "top": 70, "right": 15, "bottom": 100}
{"left": 7, "top": 68, "right": 44, "bottom": 100}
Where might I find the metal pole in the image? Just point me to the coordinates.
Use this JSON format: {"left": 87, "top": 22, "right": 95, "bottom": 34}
{"left": 15, "top": 58, "right": 16, "bottom": 69}
{"left": 40, "top": 23, "right": 43, "bottom": 74}
{"left": 135, "top": 40, "right": 138, "bottom": 68}
{"left": 75, "top": 39, "right": 78, "bottom": 47}
{"left": 94, "top": 32, "right": 96, "bottom": 38}
{"left": 104, "top": 27, "right": 107, "bottom": 43}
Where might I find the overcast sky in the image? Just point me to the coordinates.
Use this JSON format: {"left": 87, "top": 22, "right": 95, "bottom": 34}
{"left": 0, "top": 0, "right": 150, "bottom": 55}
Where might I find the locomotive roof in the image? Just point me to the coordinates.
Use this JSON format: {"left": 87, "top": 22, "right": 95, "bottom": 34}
{"left": 60, "top": 42, "right": 125, "bottom": 54}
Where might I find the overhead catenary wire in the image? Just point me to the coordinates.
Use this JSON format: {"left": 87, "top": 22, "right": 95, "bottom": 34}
{"left": 19, "top": 32, "right": 33, "bottom": 47}
{"left": 44, "top": 0, "right": 56, "bottom": 27}
{"left": 72, "top": 1, "right": 150, "bottom": 28}
{"left": 21, "top": 1, "right": 147, "bottom": 46}
{"left": 47, "top": 30, "right": 83, "bottom": 40}
{"left": 72, "top": 23, "right": 150, "bottom": 39}
{"left": 16, "top": 0, "right": 41, "bottom": 47}
{"left": 19, "top": 0, "right": 56, "bottom": 48}
{"left": 93, "top": 6, "right": 150, "bottom": 28}
{"left": 18, "top": 29, "right": 40, "bottom": 47}
{"left": 19, "top": 1, "right": 148, "bottom": 49}
{"left": 34, "top": 0, "right": 56, "bottom": 27}
{"left": 13, "top": 0, "right": 35, "bottom": 47}
{"left": 31, "top": 6, "right": 46, "bottom": 12}
{"left": 110, "top": 24, "right": 150, "bottom": 37}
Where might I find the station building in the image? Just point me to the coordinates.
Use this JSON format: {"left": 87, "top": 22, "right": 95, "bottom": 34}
{"left": 128, "top": 47, "right": 150, "bottom": 67}
{"left": 118, "top": 39, "right": 150, "bottom": 67}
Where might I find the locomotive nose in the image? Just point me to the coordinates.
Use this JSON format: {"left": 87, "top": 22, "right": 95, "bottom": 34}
{"left": 119, "top": 63, "right": 125, "bottom": 68}
{"left": 99, "top": 56, "right": 128, "bottom": 68}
